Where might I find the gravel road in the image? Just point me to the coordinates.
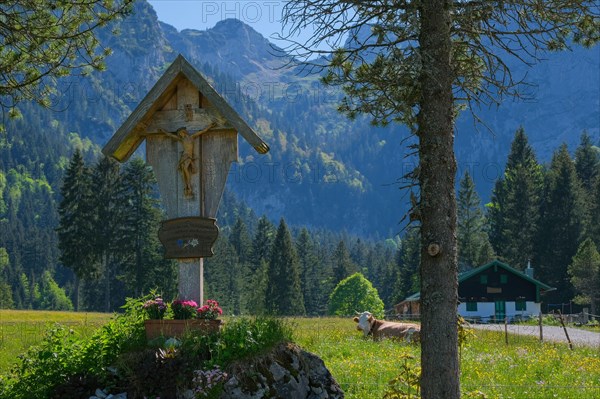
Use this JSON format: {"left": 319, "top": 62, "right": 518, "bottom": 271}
{"left": 470, "top": 324, "right": 600, "bottom": 347}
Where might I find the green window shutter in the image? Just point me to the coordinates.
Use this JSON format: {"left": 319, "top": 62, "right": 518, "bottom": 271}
{"left": 480, "top": 275, "right": 488, "bottom": 284}
{"left": 500, "top": 274, "right": 508, "bottom": 284}
{"left": 466, "top": 302, "right": 478, "bottom": 311}
{"left": 516, "top": 300, "right": 526, "bottom": 311}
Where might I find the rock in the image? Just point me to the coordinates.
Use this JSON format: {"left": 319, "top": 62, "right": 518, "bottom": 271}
{"left": 221, "top": 342, "right": 344, "bottom": 398}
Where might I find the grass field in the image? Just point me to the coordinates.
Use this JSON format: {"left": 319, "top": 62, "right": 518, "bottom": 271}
{"left": 0, "top": 310, "right": 111, "bottom": 372}
{"left": 1, "top": 311, "right": 599, "bottom": 398}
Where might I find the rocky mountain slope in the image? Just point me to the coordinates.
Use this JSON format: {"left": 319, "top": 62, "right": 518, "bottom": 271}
{"left": 4, "top": 0, "right": 599, "bottom": 237}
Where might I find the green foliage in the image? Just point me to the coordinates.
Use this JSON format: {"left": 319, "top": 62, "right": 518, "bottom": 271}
{"left": 0, "top": 0, "right": 133, "bottom": 110}
{"left": 568, "top": 238, "right": 600, "bottom": 312}
{"left": 212, "top": 317, "right": 293, "bottom": 367}
{"left": 57, "top": 154, "right": 176, "bottom": 312}
{"left": 120, "top": 158, "right": 176, "bottom": 299}
{"left": 591, "top": 176, "right": 600, "bottom": 246}
{"left": 0, "top": 296, "right": 146, "bottom": 399}
{"left": 395, "top": 228, "right": 421, "bottom": 303}
{"left": 383, "top": 355, "right": 421, "bottom": 399}
{"left": 332, "top": 240, "right": 357, "bottom": 284}
{"left": 458, "top": 171, "right": 494, "bottom": 270}
{"left": 0, "top": 248, "right": 13, "bottom": 309}
{"left": 574, "top": 132, "right": 600, "bottom": 193}
{"left": 328, "top": 272, "right": 384, "bottom": 317}
{"left": 265, "top": 219, "right": 305, "bottom": 316}
{"left": 297, "top": 228, "right": 331, "bottom": 316}
{"left": 537, "top": 144, "right": 587, "bottom": 303}
{"left": 36, "top": 271, "right": 73, "bottom": 311}
{"left": 115, "top": 316, "right": 291, "bottom": 398}
{"left": 489, "top": 128, "right": 543, "bottom": 270}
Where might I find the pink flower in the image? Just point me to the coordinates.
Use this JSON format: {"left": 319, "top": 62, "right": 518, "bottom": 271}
{"left": 196, "top": 299, "right": 223, "bottom": 320}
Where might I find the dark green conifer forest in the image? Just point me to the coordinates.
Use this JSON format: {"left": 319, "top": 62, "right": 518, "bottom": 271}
{"left": 0, "top": 117, "right": 598, "bottom": 314}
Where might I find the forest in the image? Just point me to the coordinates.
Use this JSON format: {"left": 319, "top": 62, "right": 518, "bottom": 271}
{"left": 0, "top": 126, "right": 598, "bottom": 315}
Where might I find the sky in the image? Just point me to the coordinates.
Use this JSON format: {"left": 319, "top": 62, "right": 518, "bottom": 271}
{"left": 147, "top": 1, "right": 293, "bottom": 44}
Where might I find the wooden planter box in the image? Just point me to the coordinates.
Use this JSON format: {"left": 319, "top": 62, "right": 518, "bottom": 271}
{"left": 144, "top": 319, "right": 223, "bottom": 340}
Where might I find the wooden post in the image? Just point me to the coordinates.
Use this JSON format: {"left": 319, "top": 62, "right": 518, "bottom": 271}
{"left": 557, "top": 310, "right": 573, "bottom": 350}
{"left": 178, "top": 260, "right": 201, "bottom": 304}
{"left": 504, "top": 317, "right": 509, "bottom": 345}
{"left": 200, "top": 258, "right": 204, "bottom": 305}
{"left": 539, "top": 312, "right": 543, "bottom": 342}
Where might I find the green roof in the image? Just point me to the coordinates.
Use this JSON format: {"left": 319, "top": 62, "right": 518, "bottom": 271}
{"left": 459, "top": 259, "right": 553, "bottom": 290}
{"left": 400, "top": 259, "right": 555, "bottom": 302}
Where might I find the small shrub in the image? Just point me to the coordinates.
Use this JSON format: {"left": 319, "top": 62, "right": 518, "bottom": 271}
{"left": 383, "top": 354, "right": 421, "bottom": 399}
{"left": 0, "top": 295, "right": 148, "bottom": 399}
{"left": 212, "top": 317, "right": 293, "bottom": 367}
{"left": 328, "top": 273, "right": 385, "bottom": 318}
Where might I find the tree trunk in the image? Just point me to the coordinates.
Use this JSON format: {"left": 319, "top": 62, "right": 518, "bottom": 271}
{"left": 418, "top": 1, "right": 460, "bottom": 399}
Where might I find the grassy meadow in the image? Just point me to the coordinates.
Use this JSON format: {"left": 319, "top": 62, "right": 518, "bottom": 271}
{"left": 1, "top": 311, "right": 599, "bottom": 398}
{"left": 0, "top": 310, "right": 111, "bottom": 372}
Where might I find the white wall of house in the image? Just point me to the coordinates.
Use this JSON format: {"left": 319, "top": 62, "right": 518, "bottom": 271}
{"left": 458, "top": 301, "right": 541, "bottom": 322}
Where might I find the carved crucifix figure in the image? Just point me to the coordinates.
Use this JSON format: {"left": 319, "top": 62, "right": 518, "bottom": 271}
{"left": 161, "top": 122, "right": 217, "bottom": 197}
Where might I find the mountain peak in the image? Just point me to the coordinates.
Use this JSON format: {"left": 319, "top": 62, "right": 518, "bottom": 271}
{"left": 212, "top": 18, "right": 258, "bottom": 34}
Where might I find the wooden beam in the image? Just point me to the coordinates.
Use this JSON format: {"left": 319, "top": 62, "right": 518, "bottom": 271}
{"left": 144, "top": 108, "right": 230, "bottom": 134}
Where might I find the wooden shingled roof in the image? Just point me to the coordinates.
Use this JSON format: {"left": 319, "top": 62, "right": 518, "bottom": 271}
{"left": 102, "top": 54, "right": 269, "bottom": 161}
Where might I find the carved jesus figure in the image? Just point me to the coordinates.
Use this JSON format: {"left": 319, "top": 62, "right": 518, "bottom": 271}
{"left": 161, "top": 122, "right": 217, "bottom": 197}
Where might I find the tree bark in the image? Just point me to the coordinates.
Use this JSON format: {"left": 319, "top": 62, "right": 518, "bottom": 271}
{"left": 418, "top": 1, "right": 460, "bottom": 398}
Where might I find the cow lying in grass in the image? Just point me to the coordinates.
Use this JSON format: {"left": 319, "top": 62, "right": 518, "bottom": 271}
{"left": 353, "top": 311, "right": 420, "bottom": 343}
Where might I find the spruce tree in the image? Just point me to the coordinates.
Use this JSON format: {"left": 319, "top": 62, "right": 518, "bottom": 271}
{"left": 0, "top": 248, "right": 14, "bottom": 309}
{"left": 296, "top": 228, "right": 321, "bottom": 315}
{"left": 332, "top": 240, "right": 357, "bottom": 284}
{"left": 457, "top": 171, "right": 494, "bottom": 270}
{"left": 264, "top": 218, "right": 305, "bottom": 316}
{"left": 204, "top": 236, "right": 241, "bottom": 315}
{"left": 590, "top": 176, "right": 600, "bottom": 245}
{"left": 574, "top": 132, "right": 600, "bottom": 194}
{"left": 250, "top": 216, "right": 275, "bottom": 272}
{"left": 121, "top": 158, "right": 176, "bottom": 298}
{"left": 88, "top": 156, "right": 128, "bottom": 312}
{"left": 395, "top": 227, "right": 421, "bottom": 302}
{"left": 489, "top": 128, "right": 543, "bottom": 269}
{"left": 230, "top": 217, "right": 251, "bottom": 260}
{"left": 350, "top": 238, "right": 368, "bottom": 268}
{"left": 228, "top": 217, "right": 252, "bottom": 313}
{"left": 246, "top": 216, "right": 275, "bottom": 313}
{"left": 367, "top": 243, "right": 398, "bottom": 308}
{"left": 568, "top": 238, "right": 600, "bottom": 316}
{"left": 536, "top": 144, "right": 587, "bottom": 303}
{"left": 56, "top": 149, "right": 94, "bottom": 310}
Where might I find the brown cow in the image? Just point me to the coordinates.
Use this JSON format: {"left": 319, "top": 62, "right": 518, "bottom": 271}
{"left": 353, "top": 311, "right": 420, "bottom": 343}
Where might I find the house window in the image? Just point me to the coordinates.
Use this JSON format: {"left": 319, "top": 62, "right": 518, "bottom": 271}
{"left": 516, "top": 300, "right": 527, "bottom": 311}
{"left": 480, "top": 275, "right": 488, "bottom": 284}
{"left": 466, "top": 302, "right": 478, "bottom": 311}
{"left": 500, "top": 274, "right": 508, "bottom": 284}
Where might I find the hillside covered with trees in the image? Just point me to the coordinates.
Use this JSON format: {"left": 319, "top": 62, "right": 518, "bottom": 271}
{"left": 0, "top": 1, "right": 598, "bottom": 314}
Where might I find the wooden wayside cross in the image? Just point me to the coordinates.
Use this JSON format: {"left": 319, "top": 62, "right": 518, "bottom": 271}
{"left": 102, "top": 55, "right": 269, "bottom": 304}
